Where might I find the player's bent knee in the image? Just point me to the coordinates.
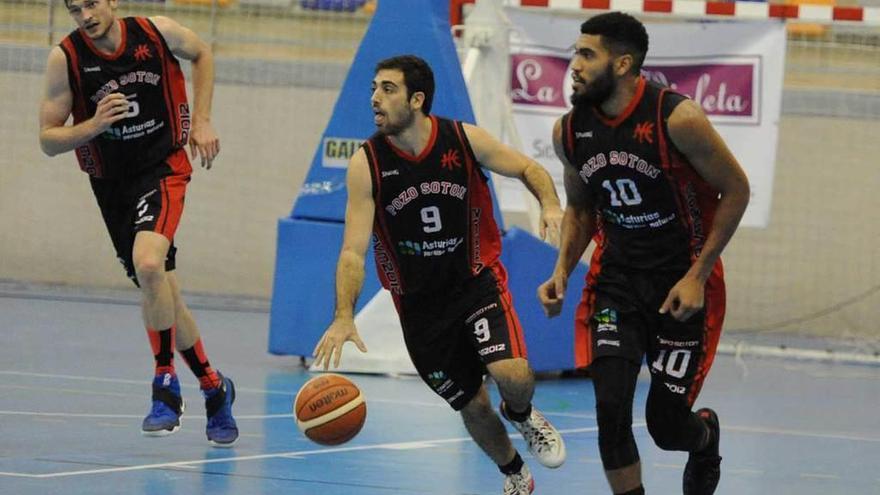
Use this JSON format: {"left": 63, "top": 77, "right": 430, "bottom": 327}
{"left": 647, "top": 421, "right": 685, "bottom": 451}
{"left": 645, "top": 405, "right": 691, "bottom": 451}
{"left": 133, "top": 258, "right": 166, "bottom": 285}
{"left": 487, "top": 358, "right": 533, "bottom": 387}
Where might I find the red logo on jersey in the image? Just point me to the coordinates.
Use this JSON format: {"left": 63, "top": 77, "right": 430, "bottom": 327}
{"left": 440, "top": 149, "right": 462, "bottom": 170}
{"left": 633, "top": 121, "right": 654, "bottom": 144}
{"left": 133, "top": 44, "right": 152, "bottom": 61}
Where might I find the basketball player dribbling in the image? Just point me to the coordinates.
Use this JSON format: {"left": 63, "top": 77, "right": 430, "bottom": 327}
{"left": 312, "top": 55, "right": 567, "bottom": 494}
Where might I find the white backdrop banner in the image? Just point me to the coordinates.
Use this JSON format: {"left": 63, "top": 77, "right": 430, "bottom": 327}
{"left": 501, "top": 9, "right": 785, "bottom": 228}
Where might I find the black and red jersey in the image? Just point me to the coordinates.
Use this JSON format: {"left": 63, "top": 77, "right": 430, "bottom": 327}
{"left": 363, "top": 116, "right": 503, "bottom": 295}
{"left": 60, "top": 17, "right": 190, "bottom": 179}
{"left": 561, "top": 78, "right": 720, "bottom": 271}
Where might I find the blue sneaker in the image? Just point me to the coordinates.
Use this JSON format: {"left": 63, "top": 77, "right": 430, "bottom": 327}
{"left": 141, "top": 373, "right": 185, "bottom": 436}
{"left": 204, "top": 372, "right": 238, "bottom": 447}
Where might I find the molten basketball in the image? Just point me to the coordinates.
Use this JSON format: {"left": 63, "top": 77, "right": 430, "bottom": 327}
{"left": 294, "top": 373, "right": 366, "bottom": 445}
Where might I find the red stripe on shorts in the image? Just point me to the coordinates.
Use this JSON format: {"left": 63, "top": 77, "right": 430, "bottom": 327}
{"left": 500, "top": 286, "right": 527, "bottom": 359}
{"left": 154, "top": 171, "right": 188, "bottom": 241}
{"left": 490, "top": 263, "right": 527, "bottom": 359}
{"left": 687, "top": 260, "right": 726, "bottom": 406}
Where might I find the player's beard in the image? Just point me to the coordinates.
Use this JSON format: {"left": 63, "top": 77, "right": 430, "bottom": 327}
{"left": 570, "top": 62, "right": 616, "bottom": 109}
{"left": 379, "top": 105, "right": 416, "bottom": 136}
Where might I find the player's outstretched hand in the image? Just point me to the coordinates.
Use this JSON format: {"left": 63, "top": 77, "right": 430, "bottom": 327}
{"left": 91, "top": 93, "right": 129, "bottom": 133}
{"left": 537, "top": 270, "right": 567, "bottom": 318}
{"left": 312, "top": 318, "right": 368, "bottom": 370}
{"left": 659, "top": 275, "right": 705, "bottom": 321}
{"left": 540, "top": 204, "right": 564, "bottom": 247}
{"left": 190, "top": 118, "right": 220, "bottom": 169}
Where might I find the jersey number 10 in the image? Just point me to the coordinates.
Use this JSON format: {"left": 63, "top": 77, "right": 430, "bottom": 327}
{"left": 602, "top": 179, "right": 643, "bottom": 206}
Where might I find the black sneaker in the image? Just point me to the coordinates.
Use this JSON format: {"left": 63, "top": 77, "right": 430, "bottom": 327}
{"left": 683, "top": 408, "right": 721, "bottom": 495}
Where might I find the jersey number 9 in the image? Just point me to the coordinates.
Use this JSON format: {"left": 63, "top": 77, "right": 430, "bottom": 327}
{"left": 421, "top": 206, "right": 442, "bottom": 233}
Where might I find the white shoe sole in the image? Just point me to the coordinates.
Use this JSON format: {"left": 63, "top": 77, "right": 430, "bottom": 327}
{"left": 208, "top": 437, "right": 238, "bottom": 448}
{"left": 141, "top": 423, "right": 181, "bottom": 437}
{"left": 141, "top": 398, "right": 185, "bottom": 437}
{"left": 535, "top": 446, "right": 566, "bottom": 469}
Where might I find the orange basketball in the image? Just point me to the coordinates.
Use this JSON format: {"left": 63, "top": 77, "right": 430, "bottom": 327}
{"left": 294, "top": 373, "right": 366, "bottom": 445}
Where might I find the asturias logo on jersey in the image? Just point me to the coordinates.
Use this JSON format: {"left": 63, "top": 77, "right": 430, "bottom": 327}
{"left": 398, "top": 237, "right": 463, "bottom": 257}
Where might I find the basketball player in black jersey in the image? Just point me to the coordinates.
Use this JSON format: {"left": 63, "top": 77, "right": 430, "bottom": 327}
{"left": 38, "top": 0, "right": 238, "bottom": 446}
{"left": 312, "top": 55, "right": 565, "bottom": 495}
{"left": 537, "top": 13, "right": 750, "bottom": 495}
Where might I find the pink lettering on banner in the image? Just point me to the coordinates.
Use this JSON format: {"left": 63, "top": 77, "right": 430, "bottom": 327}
{"left": 641, "top": 62, "right": 758, "bottom": 120}
{"left": 508, "top": 52, "right": 760, "bottom": 123}
{"left": 509, "top": 54, "right": 571, "bottom": 108}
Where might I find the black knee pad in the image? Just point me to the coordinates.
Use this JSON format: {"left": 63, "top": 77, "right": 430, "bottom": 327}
{"left": 645, "top": 390, "right": 704, "bottom": 451}
{"left": 592, "top": 358, "right": 641, "bottom": 469}
{"left": 596, "top": 397, "right": 639, "bottom": 469}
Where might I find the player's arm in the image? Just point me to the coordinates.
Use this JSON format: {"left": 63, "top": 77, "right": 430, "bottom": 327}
{"left": 332, "top": 150, "right": 375, "bottom": 324}
{"left": 312, "top": 148, "right": 373, "bottom": 369}
{"left": 552, "top": 119, "right": 597, "bottom": 282}
{"left": 660, "top": 99, "right": 750, "bottom": 320}
{"left": 151, "top": 15, "right": 218, "bottom": 168}
{"left": 38, "top": 46, "right": 128, "bottom": 156}
{"left": 462, "top": 123, "right": 563, "bottom": 241}
{"left": 537, "top": 117, "right": 598, "bottom": 317}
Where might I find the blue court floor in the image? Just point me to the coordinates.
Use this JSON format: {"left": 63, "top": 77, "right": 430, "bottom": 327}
{"left": 2, "top": 284, "right": 879, "bottom": 495}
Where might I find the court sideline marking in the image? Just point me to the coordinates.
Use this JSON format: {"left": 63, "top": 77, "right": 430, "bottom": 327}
{"left": 0, "top": 425, "right": 609, "bottom": 479}
{"left": 0, "top": 369, "right": 597, "bottom": 416}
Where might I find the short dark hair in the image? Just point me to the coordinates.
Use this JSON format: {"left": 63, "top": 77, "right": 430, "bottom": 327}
{"left": 580, "top": 12, "right": 649, "bottom": 74}
{"left": 375, "top": 55, "right": 435, "bottom": 115}
{"left": 64, "top": 0, "right": 107, "bottom": 8}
